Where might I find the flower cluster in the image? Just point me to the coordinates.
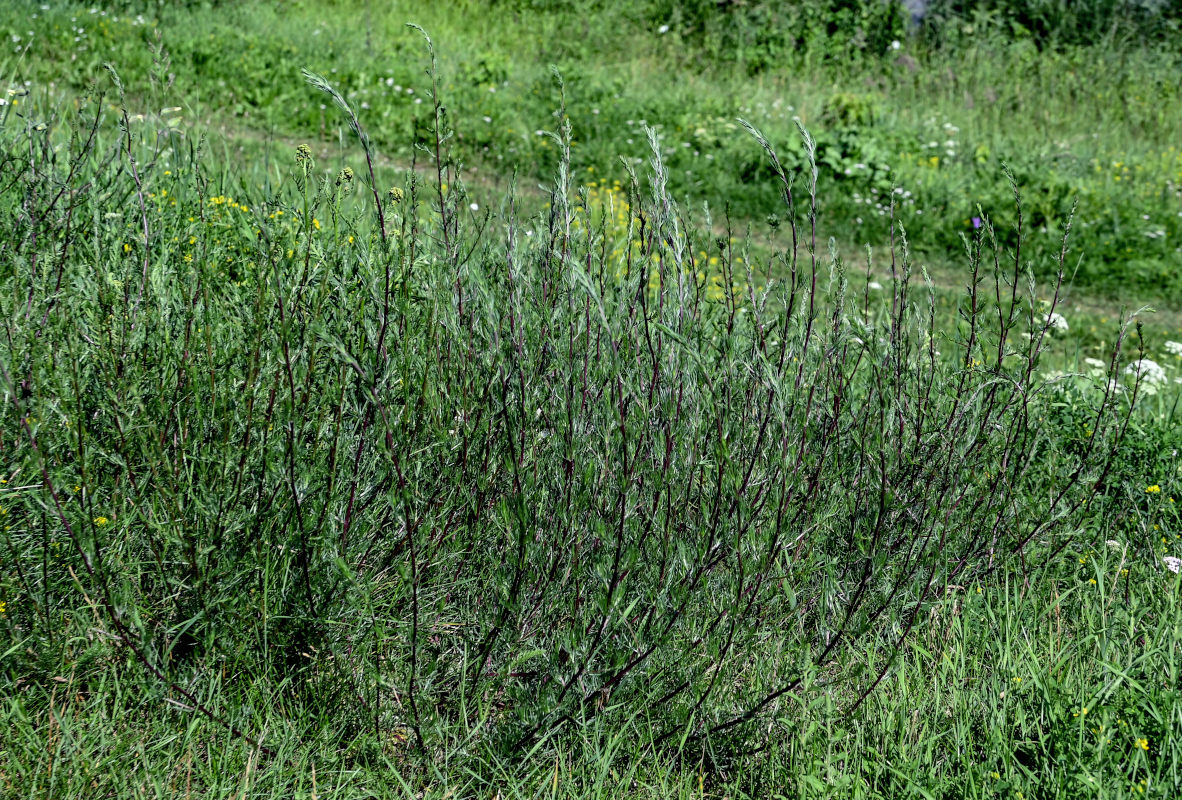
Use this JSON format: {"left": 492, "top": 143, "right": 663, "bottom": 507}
{"left": 1124, "top": 359, "right": 1167, "bottom": 386}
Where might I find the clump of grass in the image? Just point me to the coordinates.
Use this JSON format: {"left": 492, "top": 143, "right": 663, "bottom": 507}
{"left": 0, "top": 38, "right": 1163, "bottom": 797}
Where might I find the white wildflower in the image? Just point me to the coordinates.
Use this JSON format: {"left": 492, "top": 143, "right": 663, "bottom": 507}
{"left": 1045, "top": 312, "right": 1069, "bottom": 332}
{"left": 1164, "top": 556, "right": 1182, "bottom": 574}
{"left": 1083, "top": 357, "right": 1107, "bottom": 369}
{"left": 1164, "top": 341, "right": 1182, "bottom": 356}
{"left": 1124, "top": 359, "right": 1167, "bottom": 385}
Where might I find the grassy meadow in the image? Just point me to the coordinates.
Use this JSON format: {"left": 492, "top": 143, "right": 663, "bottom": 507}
{"left": 2, "top": 1, "right": 1182, "bottom": 797}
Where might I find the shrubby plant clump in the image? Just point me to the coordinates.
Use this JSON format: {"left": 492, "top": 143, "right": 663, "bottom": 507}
{"left": 0, "top": 41, "right": 1170, "bottom": 797}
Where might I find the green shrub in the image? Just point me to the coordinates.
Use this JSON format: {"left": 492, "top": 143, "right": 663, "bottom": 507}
{"left": 0, "top": 53, "right": 1138, "bottom": 764}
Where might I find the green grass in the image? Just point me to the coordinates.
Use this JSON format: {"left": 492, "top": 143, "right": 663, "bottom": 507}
{"left": 7, "top": 0, "right": 1182, "bottom": 299}
{"left": 8, "top": 564, "right": 1182, "bottom": 798}
{"left": 3, "top": 2, "right": 1182, "bottom": 797}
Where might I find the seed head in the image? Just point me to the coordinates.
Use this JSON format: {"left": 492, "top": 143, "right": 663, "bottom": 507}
{"left": 295, "top": 144, "right": 312, "bottom": 164}
{"left": 336, "top": 166, "right": 354, "bottom": 190}
{"left": 387, "top": 187, "right": 405, "bottom": 205}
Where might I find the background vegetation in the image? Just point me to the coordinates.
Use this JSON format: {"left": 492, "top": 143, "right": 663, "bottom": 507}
{"left": 6, "top": 0, "right": 1181, "bottom": 297}
{"left": 2, "top": 1, "right": 1181, "bottom": 797}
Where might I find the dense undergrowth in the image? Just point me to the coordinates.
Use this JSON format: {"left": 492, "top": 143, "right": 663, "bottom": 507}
{"left": 3, "top": 4, "right": 1182, "bottom": 798}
